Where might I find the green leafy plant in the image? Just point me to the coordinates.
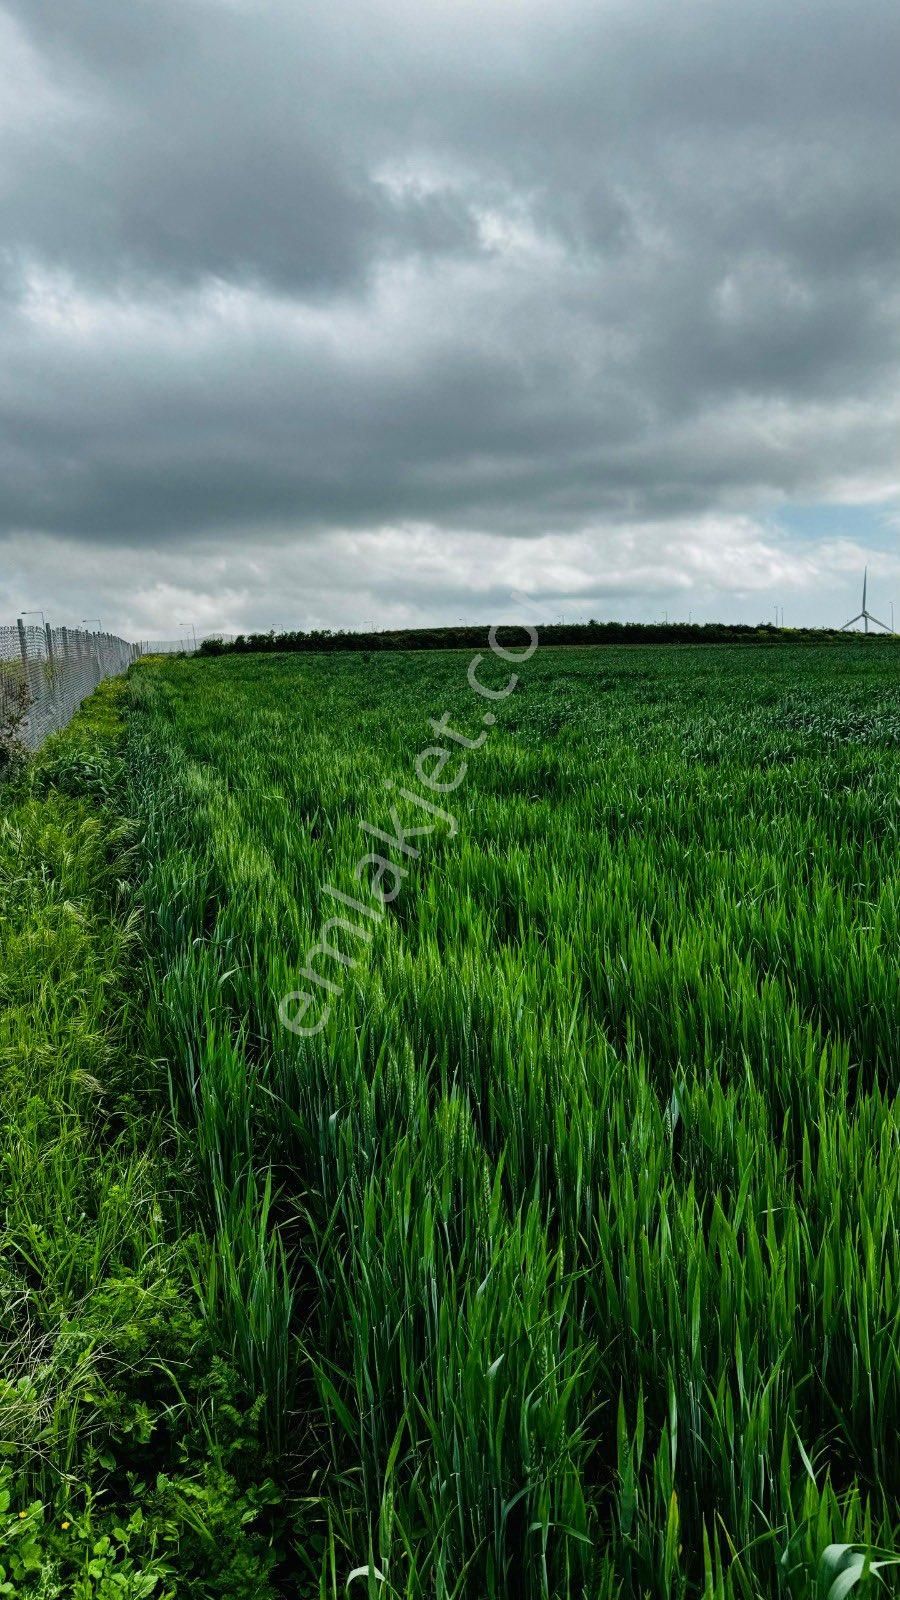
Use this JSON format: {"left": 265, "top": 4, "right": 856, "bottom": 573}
{"left": 122, "top": 642, "right": 900, "bottom": 1597}
{"left": 0, "top": 672, "right": 30, "bottom": 781}
{"left": 0, "top": 679, "right": 285, "bottom": 1599}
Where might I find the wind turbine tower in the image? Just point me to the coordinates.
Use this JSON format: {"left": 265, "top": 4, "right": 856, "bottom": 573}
{"left": 842, "top": 568, "right": 893, "bottom": 634}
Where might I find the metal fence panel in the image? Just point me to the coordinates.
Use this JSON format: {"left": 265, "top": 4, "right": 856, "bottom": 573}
{"left": 1, "top": 621, "right": 136, "bottom": 751}
{"left": 134, "top": 638, "right": 191, "bottom": 655}
{"left": 1, "top": 624, "right": 238, "bottom": 754}
{"left": 133, "top": 636, "right": 235, "bottom": 653}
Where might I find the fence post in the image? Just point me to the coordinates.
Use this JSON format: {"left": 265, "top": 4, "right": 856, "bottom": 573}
{"left": 16, "top": 618, "right": 33, "bottom": 744}
{"left": 17, "top": 615, "right": 40, "bottom": 696}
{"left": 61, "top": 629, "right": 72, "bottom": 715}
{"left": 44, "top": 622, "right": 60, "bottom": 717}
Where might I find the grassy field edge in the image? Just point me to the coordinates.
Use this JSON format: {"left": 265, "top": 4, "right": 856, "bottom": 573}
{"left": 0, "top": 675, "right": 284, "bottom": 1599}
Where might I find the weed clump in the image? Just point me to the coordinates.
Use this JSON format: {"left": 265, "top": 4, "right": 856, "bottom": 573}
{"left": 0, "top": 674, "right": 30, "bottom": 784}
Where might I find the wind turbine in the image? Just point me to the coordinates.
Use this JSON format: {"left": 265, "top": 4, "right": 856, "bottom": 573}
{"left": 842, "top": 568, "right": 892, "bottom": 634}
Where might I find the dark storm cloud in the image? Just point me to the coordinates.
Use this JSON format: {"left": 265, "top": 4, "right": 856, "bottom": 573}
{"left": 0, "top": 0, "right": 484, "bottom": 295}
{"left": 0, "top": 0, "right": 898, "bottom": 611}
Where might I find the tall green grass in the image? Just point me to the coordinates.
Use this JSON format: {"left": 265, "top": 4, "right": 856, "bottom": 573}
{"left": 0, "top": 681, "right": 283, "bottom": 1598}
{"left": 125, "top": 644, "right": 900, "bottom": 1597}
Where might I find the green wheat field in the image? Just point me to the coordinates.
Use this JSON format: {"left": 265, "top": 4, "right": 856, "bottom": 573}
{"left": 1, "top": 640, "right": 898, "bottom": 1598}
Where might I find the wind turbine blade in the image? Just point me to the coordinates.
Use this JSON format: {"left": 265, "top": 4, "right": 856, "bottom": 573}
{"left": 842, "top": 615, "right": 864, "bottom": 629}
{"left": 863, "top": 567, "right": 868, "bottom": 609}
{"left": 867, "top": 615, "right": 891, "bottom": 632}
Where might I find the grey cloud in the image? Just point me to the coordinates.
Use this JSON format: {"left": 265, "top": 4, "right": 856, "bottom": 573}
{"left": 0, "top": 0, "right": 898, "bottom": 611}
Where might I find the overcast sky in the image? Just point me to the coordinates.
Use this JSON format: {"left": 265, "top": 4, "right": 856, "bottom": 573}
{"left": 1, "top": 0, "right": 898, "bottom": 637}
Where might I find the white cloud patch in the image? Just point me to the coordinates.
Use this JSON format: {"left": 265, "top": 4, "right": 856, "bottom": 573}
{"left": 4, "top": 518, "right": 899, "bottom": 638}
{"left": 0, "top": 0, "right": 898, "bottom": 627}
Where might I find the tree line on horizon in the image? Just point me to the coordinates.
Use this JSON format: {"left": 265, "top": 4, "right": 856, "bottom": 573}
{"left": 197, "top": 618, "right": 892, "bottom": 655}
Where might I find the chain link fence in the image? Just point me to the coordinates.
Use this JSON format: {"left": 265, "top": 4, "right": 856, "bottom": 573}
{"left": 1, "top": 621, "right": 137, "bottom": 751}
{"left": 132, "top": 636, "right": 235, "bottom": 654}
{"left": 0, "top": 620, "right": 227, "bottom": 753}
{"left": 133, "top": 638, "right": 196, "bottom": 655}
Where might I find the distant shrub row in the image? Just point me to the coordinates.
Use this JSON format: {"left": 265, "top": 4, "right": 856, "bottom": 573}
{"left": 198, "top": 620, "right": 893, "bottom": 656}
